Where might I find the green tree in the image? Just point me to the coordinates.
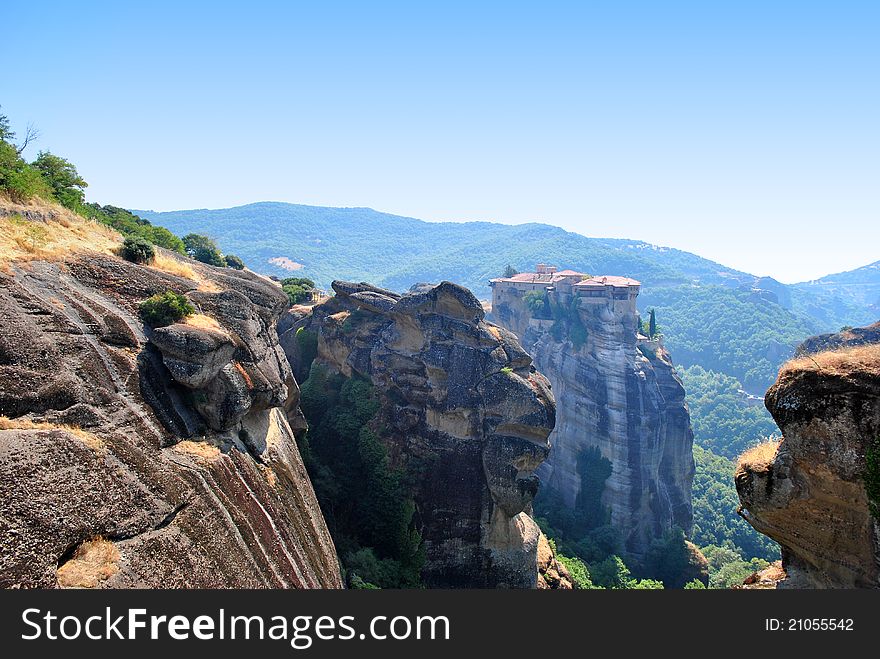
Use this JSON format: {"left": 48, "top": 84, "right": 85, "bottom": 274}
{"left": 183, "top": 233, "right": 226, "bottom": 266}
{"left": 556, "top": 554, "right": 595, "bottom": 589}
{"left": 0, "top": 142, "right": 52, "bottom": 202}
{"left": 502, "top": 264, "right": 519, "bottom": 278}
{"left": 523, "top": 290, "right": 549, "bottom": 318}
{"left": 648, "top": 308, "right": 657, "bottom": 338}
{"left": 224, "top": 254, "right": 245, "bottom": 270}
{"left": 31, "top": 151, "right": 87, "bottom": 210}
{"left": 121, "top": 236, "right": 155, "bottom": 264}
{"left": 282, "top": 277, "right": 316, "bottom": 306}
{"left": 0, "top": 108, "right": 12, "bottom": 142}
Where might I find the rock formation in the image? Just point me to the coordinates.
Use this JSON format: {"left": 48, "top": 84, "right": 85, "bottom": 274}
{"left": 0, "top": 202, "right": 342, "bottom": 588}
{"left": 735, "top": 325, "right": 880, "bottom": 588}
{"left": 281, "top": 280, "right": 567, "bottom": 588}
{"left": 490, "top": 269, "right": 695, "bottom": 556}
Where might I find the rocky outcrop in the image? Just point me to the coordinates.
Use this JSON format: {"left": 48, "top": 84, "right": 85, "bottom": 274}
{"left": 796, "top": 321, "right": 880, "bottom": 357}
{"left": 283, "top": 280, "right": 563, "bottom": 588}
{"left": 735, "top": 328, "right": 880, "bottom": 589}
{"left": 492, "top": 286, "right": 695, "bottom": 557}
{"left": 0, "top": 209, "right": 342, "bottom": 589}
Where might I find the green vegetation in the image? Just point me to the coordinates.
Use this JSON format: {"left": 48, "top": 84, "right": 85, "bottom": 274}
{"left": 282, "top": 277, "right": 316, "bottom": 306}
{"left": 298, "top": 366, "right": 424, "bottom": 588}
{"left": 224, "top": 254, "right": 245, "bottom": 270}
{"left": 139, "top": 291, "right": 195, "bottom": 327}
{"left": 183, "top": 233, "right": 226, "bottom": 267}
{"left": 547, "top": 296, "right": 588, "bottom": 350}
{"left": 31, "top": 151, "right": 87, "bottom": 210}
{"left": 642, "top": 528, "right": 700, "bottom": 589}
{"left": 864, "top": 438, "right": 880, "bottom": 519}
{"left": 83, "top": 204, "right": 186, "bottom": 253}
{"left": 692, "top": 445, "right": 779, "bottom": 587}
{"left": 523, "top": 289, "right": 550, "bottom": 318}
{"left": 555, "top": 552, "right": 595, "bottom": 589}
{"left": 502, "top": 264, "right": 518, "bottom": 278}
{"left": 679, "top": 365, "right": 780, "bottom": 460}
{"left": 589, "top": 555, "right": 664, "bottom": 589}
{"left": 701, "top": 544, "right": 770, "bottom": 589}
{"left": 0, "top": 141, "right": 53, "bottom": 202}
{"left": 535, "top": 446, "right": 680, "bottom": 588}
{"left": 639, "top": 285, "right": 819, "bottom": 391}
{"left": 120, "top": 236, "right": 155, "bottom": 264}
{"left": 295, "top": 327, "right": 318, "bottom": 374}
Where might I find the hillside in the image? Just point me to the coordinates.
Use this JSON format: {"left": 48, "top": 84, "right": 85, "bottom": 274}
{"left": 136, "top": 203, "right": 758, "bottom": 295}
{"left": 137, "top": 202, "right": 877, "bottom": 393}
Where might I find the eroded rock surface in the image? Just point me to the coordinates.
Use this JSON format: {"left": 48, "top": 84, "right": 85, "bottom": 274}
{"left": 735, "top": 326, "right": 880, "bottom": 588}
{"left": 283, "top": 281, "right": 563, "bottom": 587}
{"left": 0, "top": 237, "right": 341, "bottom": 588}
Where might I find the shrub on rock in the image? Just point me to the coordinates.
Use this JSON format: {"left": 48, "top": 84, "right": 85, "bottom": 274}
{"left": 121, "top": 236, "right": 155, "bottom": 264}
{"left": 139, "top": 290, "right": 195, "bottom": 327}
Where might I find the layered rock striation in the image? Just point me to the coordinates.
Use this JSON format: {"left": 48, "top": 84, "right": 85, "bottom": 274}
{"left": 735, "top": 327, "right": 880, "bottom": 588}
{"left": 282, "top": 280, "right": 564, "bottom": 587}
{"left": 0, "top": 204, "right": 341, "bottom": 588}
{"left": 491, "top": 274, "right": 694, "bottom": 556}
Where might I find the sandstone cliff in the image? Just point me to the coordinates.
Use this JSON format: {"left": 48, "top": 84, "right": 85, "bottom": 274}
{"left": 735, "top": 328, "right": 880, "bottom": 588}
{"left": 0, "top": 201, "right": 342, "bottom": 588}
{"left": 491, "top": 280, "right": 694, "bottom": 556}
{"left": 281, "top": 280, "right": 568, "bottom": 588}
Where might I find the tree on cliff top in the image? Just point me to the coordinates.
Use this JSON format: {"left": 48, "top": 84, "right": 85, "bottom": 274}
{"left": 32, "top": 151, "right": 88, "bottom": 210}
{"left": 502, "top": 264, "right": 518, "bottom": 278}
{"left": 183, "top": 233, "right": 226, "bottom": 267}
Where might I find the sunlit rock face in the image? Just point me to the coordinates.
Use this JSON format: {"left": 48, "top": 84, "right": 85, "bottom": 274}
{"left": 0, "top": 246, "right": 342, "bottom": 589}
{"left": 287, "top": 281, "right": 559, "bottom": 587}
{"left": 736, "top": 327, "right": 880, "bottom": 588}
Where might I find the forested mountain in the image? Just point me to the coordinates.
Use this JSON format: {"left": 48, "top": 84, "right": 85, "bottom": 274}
{"left": 139, "top": 202, "right": 876, "bottom": 394}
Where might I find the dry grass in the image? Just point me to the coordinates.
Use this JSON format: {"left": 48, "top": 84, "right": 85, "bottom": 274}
{"left": 150, "top": 252, "right": 222, "bottom": 292}
{"left": 152, "top": 252, "right": 197, "bottom": 280}
{"left": 486, "top": 324, "right": 502, "bottom": 340}
{"left": 0, "top": 416, "right": 105, "bottom": 453}
{"left": 736, "top": 439, "right": 781, "bottom": 476}
{"left": 56, "top": 538, "right": 120, "bottom": 588}
{"left": 781, "top": 344, "right": 880, "bottom": 378}
{"left": 0, "top": 200, "right": 119, "bottom": 265}
{"left": 172, "top": 439, "right": 221, "bottom": 460}
{"left": 184, "top": 313, "right": 225, "bottom": 333}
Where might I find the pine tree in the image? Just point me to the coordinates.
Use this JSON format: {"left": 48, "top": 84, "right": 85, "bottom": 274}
{"left": 648, "top": 309, "right": 657, "bottom": 339}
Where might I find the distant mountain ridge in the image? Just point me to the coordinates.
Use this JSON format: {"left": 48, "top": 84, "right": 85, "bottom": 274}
{"left": 136, "top": 201, "right": 877, "bottom": 390}
{"left": 134, "top": 202, "right": 757, "bottom": 291}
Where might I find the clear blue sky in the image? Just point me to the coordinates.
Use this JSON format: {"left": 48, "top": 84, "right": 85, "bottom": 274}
{"left": 3, "top": 1, "right": 877, "bottom": 282}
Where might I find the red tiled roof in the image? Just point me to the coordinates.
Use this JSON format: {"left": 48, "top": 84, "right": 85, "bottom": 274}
{"left": 574, "top": 276, "right": 641, "bottom": 287}
{"left": 553, "top": 269, "right": 585, "bottom": 276}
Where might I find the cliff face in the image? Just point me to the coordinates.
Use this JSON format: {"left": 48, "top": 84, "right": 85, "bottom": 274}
{"left": 735, "top": 330, "right": 880, "bottom": 588}
{"left": 0, "top": 202, "right": 342, "bottom": 588}
{"left": 284, "top": 280, "right": 563, "bottom": 588}
{"left": 492, "top": 283, "right": 694, "bottom": 556}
